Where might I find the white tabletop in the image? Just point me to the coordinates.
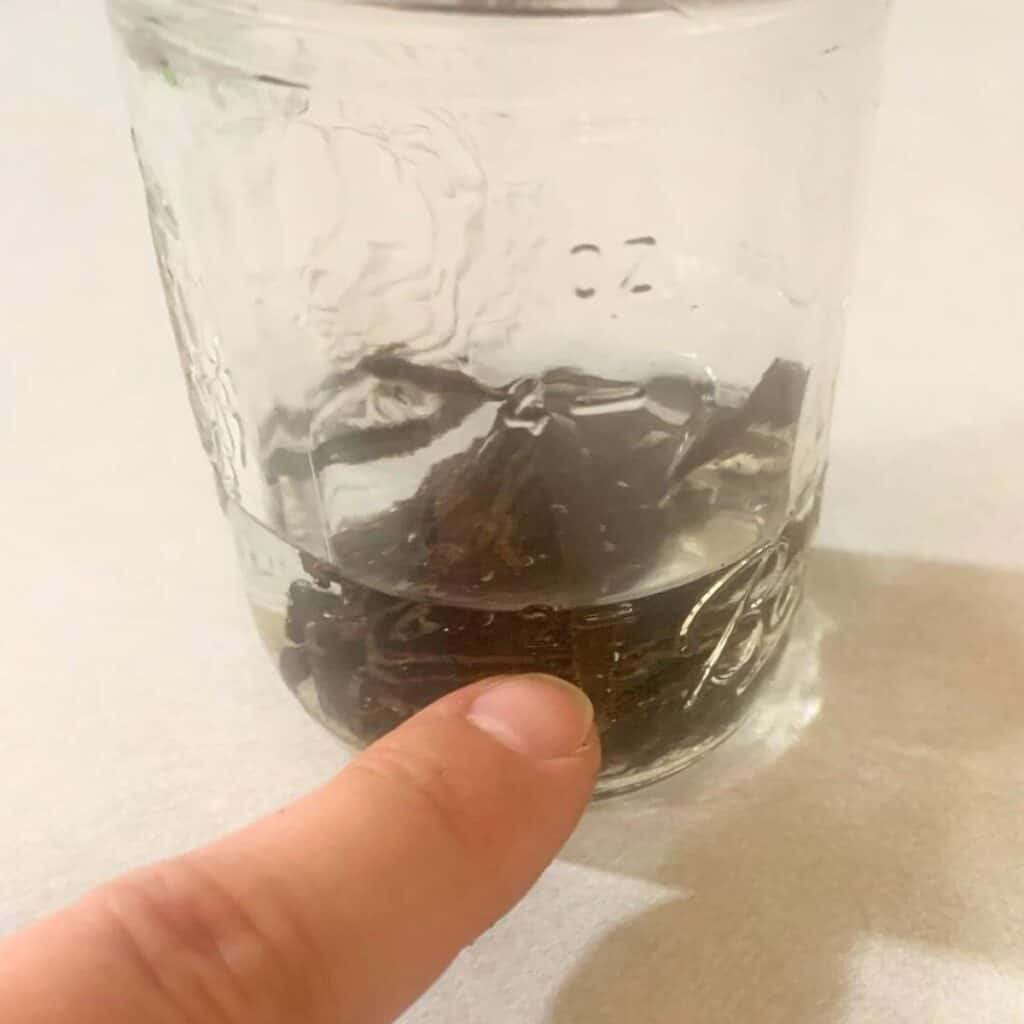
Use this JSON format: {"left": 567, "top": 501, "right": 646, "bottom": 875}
{"left": 3, "top": 1, "right": 1023, "bottom": 1020}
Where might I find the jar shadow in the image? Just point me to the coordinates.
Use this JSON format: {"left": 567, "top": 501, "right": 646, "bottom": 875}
{"left": 550, "top": 549, "right": 1024, "bottom": 1023}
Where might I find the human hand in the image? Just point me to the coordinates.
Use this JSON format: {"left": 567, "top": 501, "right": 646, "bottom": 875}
{"left": 0, "top": 674, "right": 598, "bottom": 1024}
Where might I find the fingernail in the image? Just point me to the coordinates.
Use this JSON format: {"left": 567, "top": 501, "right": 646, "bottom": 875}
{"left": 466, "top": 674, "right": 595, "bottom": 760}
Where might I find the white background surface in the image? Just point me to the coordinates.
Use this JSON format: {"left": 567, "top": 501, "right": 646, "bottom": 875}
{"left": 2, "top": 1, "right": 1023, "bottom": 1020}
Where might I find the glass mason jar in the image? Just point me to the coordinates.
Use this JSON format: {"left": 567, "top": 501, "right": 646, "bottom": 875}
{"left": 109, "top": 0, "right": 888, "bottom": 796}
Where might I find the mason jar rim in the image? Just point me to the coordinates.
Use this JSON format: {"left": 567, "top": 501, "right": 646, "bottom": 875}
{"left": 109, "top": 0, "right": 814, "bottom": 22}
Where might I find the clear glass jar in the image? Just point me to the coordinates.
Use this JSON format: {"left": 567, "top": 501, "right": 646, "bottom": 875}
{"left": 109, "top": 0, "right": 888, "bottom": 795}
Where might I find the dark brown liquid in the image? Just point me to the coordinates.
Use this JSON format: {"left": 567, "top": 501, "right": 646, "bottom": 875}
{"left": 274, "top": 503, "right": 814, "bottom": 789}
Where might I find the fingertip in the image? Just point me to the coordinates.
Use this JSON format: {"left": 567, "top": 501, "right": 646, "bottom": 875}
{"left": 465, "top": 674, "right": 596, "bottom": 761}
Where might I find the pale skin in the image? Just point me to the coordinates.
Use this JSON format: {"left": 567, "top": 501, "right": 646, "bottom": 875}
{"left": 0, "top": 674, "right": 599, "bottom": 1024}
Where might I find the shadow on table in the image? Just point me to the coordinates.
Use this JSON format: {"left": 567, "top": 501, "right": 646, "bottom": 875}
{"left": 552, "top": 549, "right": 1024, "bottom": 1024}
